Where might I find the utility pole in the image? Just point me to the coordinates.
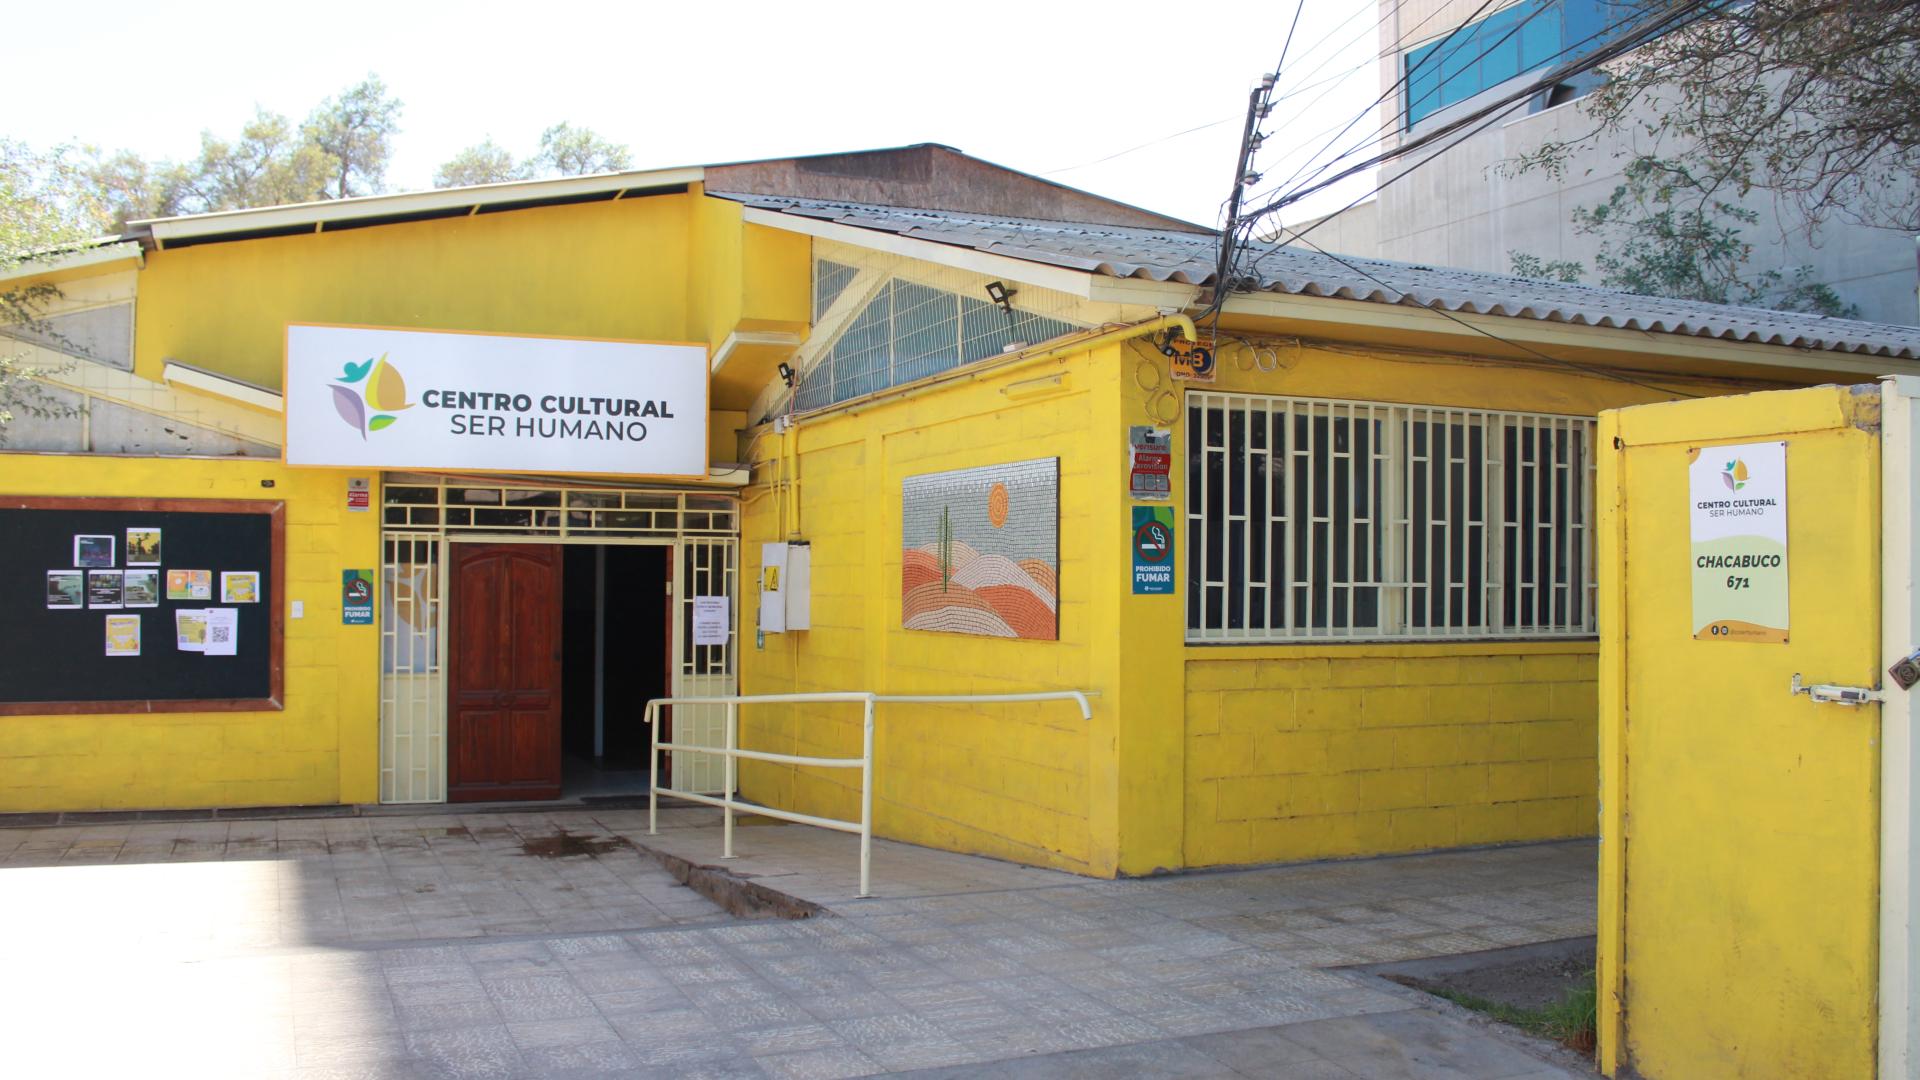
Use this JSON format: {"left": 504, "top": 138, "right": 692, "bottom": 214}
{"left": 1213, "top": 73, "right": 1279, "bottom": 306}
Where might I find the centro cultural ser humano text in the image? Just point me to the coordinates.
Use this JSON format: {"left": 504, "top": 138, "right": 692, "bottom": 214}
{"left": 420, "top": 390, "right": 676, "bottom": 441}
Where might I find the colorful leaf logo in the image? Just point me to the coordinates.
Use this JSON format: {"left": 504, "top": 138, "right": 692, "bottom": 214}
{"left": 329, "top": 352, "right": 411, "bottom": 439}
{"left": 330, "top": 384, "right": 369, "bottom": 440}
{"left": 364, "top": 355, "right": 414, "bottom": 412}
{"left": 1721, "top": 459, "right": 1749, "bottom": 491}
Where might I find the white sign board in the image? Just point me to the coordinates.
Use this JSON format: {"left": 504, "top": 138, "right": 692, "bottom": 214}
{"left": 692, "top": 596, "right": 730, "bottom": 646}
{"left": 1689, "top": 440, "right": 1789, "bottom": 642}
{"left": 285, "top": 324, "right": 709, "bottom": 478}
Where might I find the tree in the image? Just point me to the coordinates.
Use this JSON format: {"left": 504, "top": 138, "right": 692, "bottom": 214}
{"left": 303, "top": 74, "right": 404, "bottom": 200}
{"left": 179, "top": 108, "right": 337, "bottom": 212}
{"left": 1510, "top": 0, "right": 1920, "bottom": 234}
{"left": 531, "top": 123, "right": 631, "bottom": 177}
{"left": 0, "top": 140, "right": 99, "bottom": 443}
{"left": 434, "top": 139, "right": 528, "bottom": 188}
{"left": 84, "top": 148, "right": 192, "bottom": 231}
{"left": 1511, "top": 155, "right": 1856, "bottom": 317}
{"left": 83, "top": 75, "right": 403, "bottom": 225}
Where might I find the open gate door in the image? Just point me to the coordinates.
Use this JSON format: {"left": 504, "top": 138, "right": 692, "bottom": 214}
{"left": 1599, "top": 385, "right": 1883, "bottom": 1078}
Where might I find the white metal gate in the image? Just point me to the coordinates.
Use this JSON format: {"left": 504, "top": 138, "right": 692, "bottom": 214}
{"left": 376, "top": 476, "right": 738, "bottom": 804}
{"left": 671, "top": 540, "right": 737, "bottom": 795}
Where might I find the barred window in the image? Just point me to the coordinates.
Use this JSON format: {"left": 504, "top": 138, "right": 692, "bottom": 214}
{"left": 1186, "top": 392, "right": 1596, "bottom": 642}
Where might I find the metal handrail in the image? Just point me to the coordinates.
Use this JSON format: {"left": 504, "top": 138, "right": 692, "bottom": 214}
{"left": 645, "top": 689, "right": 1096, "bottom": 897}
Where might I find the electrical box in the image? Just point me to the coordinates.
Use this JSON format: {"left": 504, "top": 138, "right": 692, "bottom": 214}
{"left": 758, "top": 541, "right": 811, "bottom": 633}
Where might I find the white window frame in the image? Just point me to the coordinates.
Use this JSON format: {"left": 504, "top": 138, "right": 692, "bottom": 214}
{"left": 1185, "top": 391, "right": 1597, "bottom": 644}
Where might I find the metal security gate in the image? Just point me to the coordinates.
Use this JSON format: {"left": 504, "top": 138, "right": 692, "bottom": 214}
{"left": 671, "top": 540, "right": 737, "bottom": 794}
{"left": 377, "top": 476, "right": 738, "bottom": 803}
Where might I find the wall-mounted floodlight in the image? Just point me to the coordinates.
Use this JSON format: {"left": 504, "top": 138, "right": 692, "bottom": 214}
{"left": 778, "top": 362, "right": 795, "bottom": 387}
{"left": 985, "top": 281, "right": 1017, "bottom": 315}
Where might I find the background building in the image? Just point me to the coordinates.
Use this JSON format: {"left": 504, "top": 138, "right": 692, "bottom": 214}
{"left": 1298, "top": 0, "right": 1918, "bottom": 326}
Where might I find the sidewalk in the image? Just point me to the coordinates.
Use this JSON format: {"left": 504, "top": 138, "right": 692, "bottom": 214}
{"left": 0, "top": 806, "right": 1597, "bottom": 1077}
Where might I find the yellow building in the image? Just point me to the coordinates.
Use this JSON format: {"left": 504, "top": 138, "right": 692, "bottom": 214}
{"left": 3, "top": 144, "right": 1916, "bottom": 882}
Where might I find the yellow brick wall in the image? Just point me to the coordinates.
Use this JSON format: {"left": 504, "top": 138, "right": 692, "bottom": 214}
{"left": 1183, "top": 646, "right": 1598, "bottom": 866}
{"left": 0, "top": 454, "right": 381, "bottom": 812}
{"left": 739, "top": 346, "right": 1124, "bottom": 874}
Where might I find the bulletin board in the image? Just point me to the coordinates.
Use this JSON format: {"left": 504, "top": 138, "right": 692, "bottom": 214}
{"left": 0, "top": 497, "right": 285, "bottom": 714}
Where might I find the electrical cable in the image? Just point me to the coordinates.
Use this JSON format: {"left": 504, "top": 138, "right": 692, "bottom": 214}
{"left": 1274, "top": 229, "right": 1703, "bottom": 398}
{"left": 1242, "top": 0, "right": 1710, "bottom": 229}
{"left": 1249, "top": 0, "right": 1503, "bottom": 216}
{"left": 1244, "top": 0, "right": 1590, "bottom": 221}
{"left": 1040, "top": 117, "right": 1238, "bottom": 177}
{"left": 1253, "top": 0, "right": 1701, "bottom": 217}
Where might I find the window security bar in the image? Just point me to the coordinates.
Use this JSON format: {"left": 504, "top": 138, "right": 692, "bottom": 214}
{"left": 1187, "top": 391, "right": 1597, "bottom": 643}
{"left": 646, "top": 691, "right": 1095, "bottom": 898}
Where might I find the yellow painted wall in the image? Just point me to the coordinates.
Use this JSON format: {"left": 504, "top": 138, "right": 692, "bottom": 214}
{"left": 134, "top": 197, "right": 696, "bottom": 390}
{"left": 1597, "top": 386, "right": 1882, "bottom": 1078}
{"left": 1166, "top": 338, "right": 1672, "bottom": 867}
{"left": 739, "top": 345, "right": 1128, "bottom": 875}
{"left": 737, "top": 330, "right": 1684, "bottom": 877}
{"left": 1183, "top": 646, "right": 1597, "bottom": 864}
{"left": 0, "top": 454, "right": 380, "bottom": 811}
{"left": 132, "top": 191, "right": 805, "bottom": 468}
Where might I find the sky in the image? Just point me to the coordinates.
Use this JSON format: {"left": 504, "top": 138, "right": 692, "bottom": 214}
{"left": 1, "top": 0, "right": 1385, "bottom": 229}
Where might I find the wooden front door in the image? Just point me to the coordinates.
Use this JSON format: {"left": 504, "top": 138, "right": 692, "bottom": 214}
{"left": 449, "top": 543, "right": 564, "bottom": 802}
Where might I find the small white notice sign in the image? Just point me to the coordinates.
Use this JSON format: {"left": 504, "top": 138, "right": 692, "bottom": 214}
{"left": 692, "top": 596, "right": 730, "bottom": 646}
{"left": 204, "top": 608, "right": 239, "bottom": 656}
{"left": 1689, "top": 439, "right": 1789, "bottom": 642}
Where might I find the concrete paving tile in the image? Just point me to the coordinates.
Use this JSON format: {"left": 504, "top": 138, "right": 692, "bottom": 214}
{"left": 513, "top": 1039, "right": 644, "bottom": 1079}
{"left": 899, "top": 1038, "right": 1245, "bottom": 1079}
{"left": 754, "top": 1043, "right": 885, "bottom": 1080}
{"left": 481, "top": 974, "right": 598, "bottom": 1020}
{"left": 733, "top": 1021, "right": 850, "bottom": 1056}
{"left": 505, "top": 1015, "right": 620, "bottom": 1049}
{"left": 274, "top": 1063, "right": 434, "bottom": 1080}
{"left": 1177, "top": 1024, "right": 1333, "bottom": 1071}
{"left": 393, "top": 999, "right": 504, "bottom": 1033}
{"left": 1275, "top": 1009, "right": 1566, "bottom": 1080}
{"left": 294, "top": 1032, "right": 414, "bottom": 1069}
{"left": 403, "top": 1026, "right": 524, "bottom": 1080}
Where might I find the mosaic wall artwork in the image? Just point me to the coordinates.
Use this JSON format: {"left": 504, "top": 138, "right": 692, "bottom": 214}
{"left": 902, "top": 457, "right": 1058, "bottom": 640}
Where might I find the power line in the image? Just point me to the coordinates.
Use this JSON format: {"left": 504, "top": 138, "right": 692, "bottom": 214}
{"left": 1251, "top": 0, "right": 1681, "bottom": 216}
{"left": 1244, "top": 0, "right": 1466, "bottom": 206}
{"left": 1273, "top": 229, "right": 1703, "bottom": 398}
{"left": 1250, "top": 0, "right": 1503, "bottom": 219}
{"left": 1037, "top": 0, "right": 1407, "bottom": 183}
{"left": 1241, "top": 0, "right": 1711, "bottom": 229}
{"left": 1039, "top": 117, "right": 1238, "bottom": 176}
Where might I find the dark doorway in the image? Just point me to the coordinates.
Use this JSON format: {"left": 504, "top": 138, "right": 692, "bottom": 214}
{"left": 447, "top": 543, "right": 564, "bottom": 802}
{"left": 560, "top": 545, "right": 672, "bottom": 796}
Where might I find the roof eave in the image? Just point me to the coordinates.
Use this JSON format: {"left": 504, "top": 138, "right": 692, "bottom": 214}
{"left": 0, "top": 241, "right": 145, "bottom": 286}
{"left": 1221, "top": 290, "right": 1920, "bottom": 374}
{"left": 135, "top": 167, "right": 706, "bottom": 243}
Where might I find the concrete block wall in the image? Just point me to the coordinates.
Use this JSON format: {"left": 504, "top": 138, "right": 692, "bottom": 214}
{"left": 1182, "top": 647, "right": 1599, "bottom": 866}
{"left": 0, "top": 455, "right": 381, "bottom": 812}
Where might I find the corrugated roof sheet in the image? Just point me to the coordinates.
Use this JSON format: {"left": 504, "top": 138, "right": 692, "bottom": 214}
{"left": 716, "top": 192, "right": 1920, "bottom": 361}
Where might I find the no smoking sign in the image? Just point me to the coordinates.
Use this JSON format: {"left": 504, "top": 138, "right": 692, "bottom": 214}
{"left": 1132, "top": 506, "right": 1175, "bottom": 595}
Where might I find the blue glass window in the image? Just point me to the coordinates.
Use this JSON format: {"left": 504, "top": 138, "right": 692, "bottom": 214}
{"left": 795, "top": 274, "right": 1080, "bottom": 411}
{"left": 1404, "top": 0, "right": 1624, "bottom": 128}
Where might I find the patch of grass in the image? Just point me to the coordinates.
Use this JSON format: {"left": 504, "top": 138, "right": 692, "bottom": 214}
{"left": 1392, "top": 971, "right": 1598, "bottom": 1052}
